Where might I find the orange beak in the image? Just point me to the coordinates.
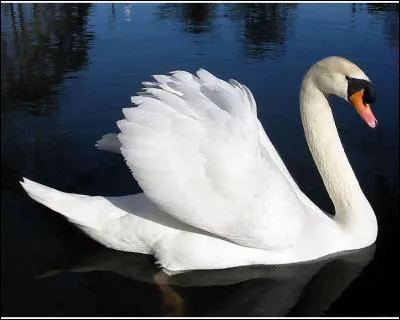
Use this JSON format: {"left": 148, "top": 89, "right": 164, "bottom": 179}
{"left": 349, "top": 89, "right": 378, "bottom": 128}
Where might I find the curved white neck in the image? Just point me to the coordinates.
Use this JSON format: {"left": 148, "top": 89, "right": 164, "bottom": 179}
{"left": 299, "top": 75, "right": 377, "bottom": 242}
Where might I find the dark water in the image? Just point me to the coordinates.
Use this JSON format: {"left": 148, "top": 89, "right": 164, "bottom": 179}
{"left": 1, "top": 3, "right": 398, "bottom": 317}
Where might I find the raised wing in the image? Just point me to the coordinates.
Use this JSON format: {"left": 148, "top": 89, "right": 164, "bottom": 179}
{"left": 117, "top": 69, "right": 307, "bottom": 250}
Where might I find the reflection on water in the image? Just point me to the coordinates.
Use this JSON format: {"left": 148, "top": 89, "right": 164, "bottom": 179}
{"left": 36, "top": 245, "right": 375, "bottom": 317}
{"left": 156, "top": 3, "right": 217, "bottom": 34}
{"left": 227, "top": 3, "right": 297, "bottom": 58}
{"left": 1, "top": 3, "right": 94, "bottom": 116}
{"left": 123, "top": 4, "right": 132, "bottom": 22}
{"left": 368, "top": 4, "right": 399, "bottom": 53}
{"left": 155, "top": 3, "right": 296, "bottom": 58}
{"left": 1, "top": 2, "right": 398, "bottom": 317}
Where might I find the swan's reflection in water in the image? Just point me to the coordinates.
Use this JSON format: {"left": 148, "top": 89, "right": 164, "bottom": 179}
{"left": 37, "top": 244, "right": 375, "bottom": 316}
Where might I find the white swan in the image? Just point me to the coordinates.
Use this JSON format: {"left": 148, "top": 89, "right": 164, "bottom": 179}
{"left": 20, "top": 56, "right": 378, "bottom": 273}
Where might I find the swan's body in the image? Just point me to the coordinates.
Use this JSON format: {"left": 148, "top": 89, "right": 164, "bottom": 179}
{"left": 21, "top": 56, "right": 378, "bottom": 272}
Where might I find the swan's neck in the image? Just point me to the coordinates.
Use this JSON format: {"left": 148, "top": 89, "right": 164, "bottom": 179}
{"left": 300, "top": 76, "right": 377, "bottom": 243}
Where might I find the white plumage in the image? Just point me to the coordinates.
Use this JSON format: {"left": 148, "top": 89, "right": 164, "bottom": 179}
{"left": 21, "top": 57, "right": 378, "bottom": 273}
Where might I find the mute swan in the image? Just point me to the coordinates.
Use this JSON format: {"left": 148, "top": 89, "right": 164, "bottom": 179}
{"left": 20, "top": 56, "right": 378, "bottom": 272}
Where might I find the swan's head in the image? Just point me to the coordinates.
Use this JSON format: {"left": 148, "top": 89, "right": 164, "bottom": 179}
{"left": 308, "top": 56, "right": 377, "bottom": 128}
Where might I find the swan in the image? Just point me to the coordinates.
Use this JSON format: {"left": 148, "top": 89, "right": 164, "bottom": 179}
{"left": 20, "top": 56, "right": 378, "bottom": 273}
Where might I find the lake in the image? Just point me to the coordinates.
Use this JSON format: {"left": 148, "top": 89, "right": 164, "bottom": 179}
{"left": 1, "top": 3, "right": 398, "bottom": 317}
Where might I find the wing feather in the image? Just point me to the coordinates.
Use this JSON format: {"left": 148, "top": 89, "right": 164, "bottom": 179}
{"left": 117, "top": 70, "right": 307, "bottom": 250}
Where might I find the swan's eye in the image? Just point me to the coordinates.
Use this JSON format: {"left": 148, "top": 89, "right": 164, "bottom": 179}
{"left": 347, "top": 78, "right": 376, "bottom": 104}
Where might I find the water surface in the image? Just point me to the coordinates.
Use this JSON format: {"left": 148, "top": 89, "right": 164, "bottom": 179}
{"left": 1, "top": 3, "right": 398, "bottom": 317}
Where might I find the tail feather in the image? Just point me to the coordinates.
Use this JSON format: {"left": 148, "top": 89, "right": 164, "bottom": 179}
{"left": 20, "top": 178, "right": 124, "bottom": 229}
{"left": 95, "top": 133, "right": 122, "bottom": 154}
